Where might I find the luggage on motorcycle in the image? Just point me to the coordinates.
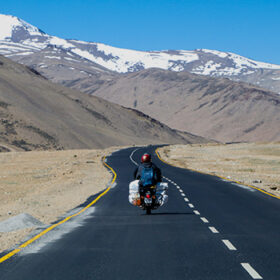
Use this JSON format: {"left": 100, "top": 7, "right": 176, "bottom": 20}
{"left": 156, "top": 193, "right": 168, "bottom": 206}
{"left": 155, "top": 182, "right": 168, "bottom": 206}
{"left": 129, "top": 192, "right": 141, "bottom": 206}
{"left": 140, "top": 167, "right": 155, "bottom": 187}
{"left": 129, "top": 180, "right": 169, "bottom": 208}
{"left": 129, "top": 180, "right": 139, "bottom": 192}
{"left": 128, "top": 180, "right": 141, "bottom": 206}
{"left": 156, "top": 182, "right": 168, "bottom": 191}
{"left": 129, "top": 193, "right": 141, "bottom": 206}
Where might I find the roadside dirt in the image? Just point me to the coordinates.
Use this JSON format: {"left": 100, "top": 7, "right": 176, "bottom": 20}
{"left": 0, "top": 147, "right": 118, "bottom": 253}
{"left": 158, "top": 143, "right": 280, "bottom": 197}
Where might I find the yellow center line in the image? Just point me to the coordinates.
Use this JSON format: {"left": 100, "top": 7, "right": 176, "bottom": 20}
{"left": 0, "top": 155, "right": 117, "bottom": 264}
{"left": 155, "top": 148, "right": 280, "bottom": 200}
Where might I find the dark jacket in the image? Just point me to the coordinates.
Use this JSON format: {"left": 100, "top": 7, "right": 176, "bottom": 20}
{"left": 133, "top": 162, "right": 162, "bottom": 185}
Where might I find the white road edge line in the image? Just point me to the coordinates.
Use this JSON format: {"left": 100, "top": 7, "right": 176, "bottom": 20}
{"left": 200, "top": 217, "right": 209, "bottom": 223}
{"left": 241, "top": 263, "right": 263, "bottom": 279}
{"left": 184, "top": 197, "right": 189, "bottom": 202}
{"left": 222, "top": 239, "right": 237, "bottom": 251}
{"left": 209, "top": 226, "right": 219, "bottom": 233}
{"left": 176, "top": 186, "right": 180, "bottom": 189}
{"left": 188, "top": 203, "right": 194, "bottom": 208}
{"left": 130, "top": 148, "right": 139, "bottom": 166}
{"left": 179, "top": 189, "right": 183, "bottom": 193}
{"left": 193, "top": 210, "right": 200, "bottom": 215}
{"left": 181, "top": 193, "right": 186, "bottom": 197}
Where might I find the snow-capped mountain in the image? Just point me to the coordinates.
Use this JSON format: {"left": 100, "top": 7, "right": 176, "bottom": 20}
{"left": 1, "top": 14, "right": 279, "bottom": 143}
{"left": 1, "top": 14, "right": 280, "bottom": 93}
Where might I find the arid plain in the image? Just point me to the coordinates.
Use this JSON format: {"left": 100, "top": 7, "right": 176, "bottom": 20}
{"left": 158, "top": 143, "right": 280, "bottom": 197}
{"left": 0, "top": 147, "right": 118, "bottom": 253}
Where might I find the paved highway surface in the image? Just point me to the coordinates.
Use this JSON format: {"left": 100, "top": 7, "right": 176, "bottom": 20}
{"left": 0, "top": 146, "right": 279, "bottom": 280}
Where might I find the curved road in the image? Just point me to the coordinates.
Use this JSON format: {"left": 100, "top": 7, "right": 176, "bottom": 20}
{"left": 0, "top": 146, "right": 279, "bottom": 279}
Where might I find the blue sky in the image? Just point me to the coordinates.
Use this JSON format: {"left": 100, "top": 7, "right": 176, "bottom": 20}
{"left": 1, "top": 0, "right": 280, "bottom": 64}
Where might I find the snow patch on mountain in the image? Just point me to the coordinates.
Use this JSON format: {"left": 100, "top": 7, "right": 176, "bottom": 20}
{"left": 201, "top": 49, "right": 228, "bottom": 58}
{"left": 194, "top": 60, "right": 222, "bottom": 75}
{"left": 200, "top": 49, "right": 280, "bottom": 71}
{"left": 226, "top": 52, "right": 280, "bottom": 70}
{"left": 45, "top": 55, "right": 61, "bottom": 59}
{"left": 20, "top": 38, "right": 48, "bottom": 49}
{"left": 0, "top": 14, "right": 42, "bottom": 40}
{"left": 88, "top": 43, "right": 199, "bottom": 73}
{"left": 0, "top": 15, "right": 20, "bottom": 39}
{"left": 170, "top": 64, "right": 185, "bottom": 71}
{"left": 64, "top": 57, "right": 80, "bottom": 62}
{"left": 0, "top": 41, "right": 40, "bottom": 50}
{"left": 49, "top": 37, "right": 74, "bottom": 49}
{"left": 7, "top": 51, "right": 34, "bottom": 56}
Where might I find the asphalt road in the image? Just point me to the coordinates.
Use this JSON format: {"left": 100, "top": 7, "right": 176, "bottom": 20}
{"left": 0, "top": 146, "right": 279, "bottom": 280}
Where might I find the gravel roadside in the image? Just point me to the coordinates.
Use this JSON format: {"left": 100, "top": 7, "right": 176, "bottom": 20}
{"left": 0, "top": 147, "right": 119, "bottom": 253}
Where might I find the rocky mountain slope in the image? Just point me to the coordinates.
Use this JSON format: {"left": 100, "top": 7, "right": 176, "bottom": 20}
{"left": 90, "top": 68, "right": 280, "bottom": 142}
{"left": 0, "top": 55, "right": 206, "bottom": 151}
{"left": 0, "top": 14, "right": 280, "bottom": 94}
{"left": 1, "top": 14, "right": 279, "bottom": 143}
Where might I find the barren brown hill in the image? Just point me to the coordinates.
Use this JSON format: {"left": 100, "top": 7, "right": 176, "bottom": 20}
{"left": 88, "top": 68, "right": 280, "bottom": 142}
{"left": 0, "top": 56, "right": 206, "bottom": 151}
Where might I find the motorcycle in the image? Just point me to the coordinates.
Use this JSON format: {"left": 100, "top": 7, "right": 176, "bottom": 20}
{"left": 129, "top": 180, "right": 168, "bottom": 215}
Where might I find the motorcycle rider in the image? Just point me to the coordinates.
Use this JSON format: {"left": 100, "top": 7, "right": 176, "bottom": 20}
{"left": 134, "top": 153, "right": 162, "bottom": 204}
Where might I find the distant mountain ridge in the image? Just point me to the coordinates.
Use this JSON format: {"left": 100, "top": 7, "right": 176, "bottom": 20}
{"left": 1, "top": 14, "right": 280, "bottom": 94}
{"left": 91, "top": 68, "right": 280, "bottom": 143}
{"left": 0, "top": 54, "right": 207, "bottom": 151}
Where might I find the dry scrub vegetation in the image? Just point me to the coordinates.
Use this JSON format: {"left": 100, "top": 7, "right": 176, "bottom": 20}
{"left": 158, "top": 143, "right": 280, "bottom": 196}
{"left": 0, "top": 147, "right": 117, "bottom": 253}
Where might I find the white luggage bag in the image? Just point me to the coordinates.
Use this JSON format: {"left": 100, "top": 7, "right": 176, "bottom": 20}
{"left": 128, "top": 180, "right": 141, "bottom": 206}
{"left": 156, "top": 182, "right": 168, "bottom": 206}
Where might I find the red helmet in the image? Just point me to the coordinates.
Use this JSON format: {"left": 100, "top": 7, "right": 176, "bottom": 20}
{"left": 141, "top": 153, "right": 151, "bottom": 163}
